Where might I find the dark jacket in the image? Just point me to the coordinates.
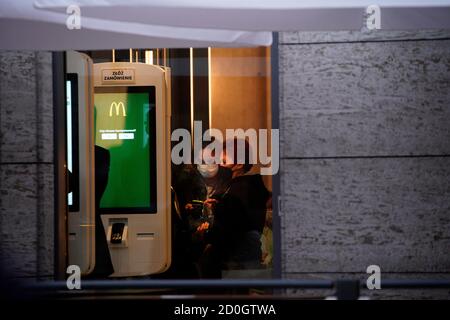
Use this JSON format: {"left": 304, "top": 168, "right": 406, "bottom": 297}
{"left": 173, "top": 164, "right": 231, "bottom": 210}
{"left": 89, "top": 146, "right": 114, "bottom": 278}
{"left": 173, "top": 164, "right": 231, "bottom": 231}
{"left": 210, "top": 173, "right": 270, "bottom": 268}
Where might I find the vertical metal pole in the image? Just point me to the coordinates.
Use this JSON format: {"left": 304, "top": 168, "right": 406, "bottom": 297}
{"left": 189, "top": 47, "right": 194, "bottom": 147}
{"left": 208, "top": 47, "right": 212, "bottom": 129}
{"left": 271, "top": 32, "right": 282, "bottom": 280}
{"left": 163, "top": 48, "right": 168, "bottom": 67}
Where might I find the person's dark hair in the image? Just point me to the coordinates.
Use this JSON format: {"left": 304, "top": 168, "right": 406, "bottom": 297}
{"left": 223, "top": 138, "right": 253, "bottom": 173}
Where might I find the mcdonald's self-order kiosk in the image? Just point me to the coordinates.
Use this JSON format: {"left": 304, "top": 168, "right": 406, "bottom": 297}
{"left": 93, "top": 62, "right": 172, "bottom": 276}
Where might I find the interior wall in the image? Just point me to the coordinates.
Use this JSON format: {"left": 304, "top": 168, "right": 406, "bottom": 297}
{"left": 210, "top": 47, "right": 272, "bottom": 190}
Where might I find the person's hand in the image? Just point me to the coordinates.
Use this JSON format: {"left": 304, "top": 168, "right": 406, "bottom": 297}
{"left": 192, "top": 222, "right": 210, "bottom": 242}
{"left": 197, "top": 222, "right": 209, "bottom": 232}
{"left": 203, "top": 198, "right": 218, "bottom": 209}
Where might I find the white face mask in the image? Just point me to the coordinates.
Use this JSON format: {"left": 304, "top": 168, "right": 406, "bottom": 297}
{"left": 197, "top": 164, "right": 219, "bottom": 179}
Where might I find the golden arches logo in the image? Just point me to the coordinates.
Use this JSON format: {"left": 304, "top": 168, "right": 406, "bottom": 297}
{"left": 109, "top": 101, "right": 127, "bottom": 117}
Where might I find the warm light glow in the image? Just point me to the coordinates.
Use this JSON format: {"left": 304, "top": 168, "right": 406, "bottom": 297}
{"left": 145, "top": 50, "right": 154, "bottom": 65}
{"left": 208, "top": 47, "right": 212, "bottom": 129}
{"left": 190, "top": 47, "right": 194, "bottom": 146}
{"left": 163, "top": 49, "right": 168, "bottom": 67}
{"left": 112, "top": 49, "right": 115, "bottom": 63}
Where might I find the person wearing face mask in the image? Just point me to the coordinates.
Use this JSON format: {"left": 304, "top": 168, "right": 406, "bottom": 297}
{"left": 197, "top": 163, "right": 223, "bottom": 199}
{"left": 171, "top": 144, "right": 232, "bottom": 278}
{"left": 182, "top": 158, "right": 231, "bottom": 213}
{"left": 198, "top": 138, "right": 271, "bottom": 278}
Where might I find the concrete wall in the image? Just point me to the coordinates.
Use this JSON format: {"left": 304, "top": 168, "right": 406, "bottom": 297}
{"left": 0, "top": 51, "right": 54, "bottom": 278}
{"left": 279, "top": 30, "right": 450, "bottom": 299}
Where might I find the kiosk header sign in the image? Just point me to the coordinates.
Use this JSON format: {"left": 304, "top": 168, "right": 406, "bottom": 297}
{"left": 101, "top": 69, "right": 136, "bottom": 84}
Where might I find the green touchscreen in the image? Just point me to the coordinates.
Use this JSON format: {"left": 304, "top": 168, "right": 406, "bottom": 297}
{"left": 94, "top": 87, "right": 156, "bottom": 212}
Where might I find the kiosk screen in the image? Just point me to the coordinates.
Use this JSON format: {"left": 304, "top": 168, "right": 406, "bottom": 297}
{"left": 66, "top": 74, "right": 79, "bottom": 212}
{"left": 94, "top": 86, "right": 157, "bottom": 213}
